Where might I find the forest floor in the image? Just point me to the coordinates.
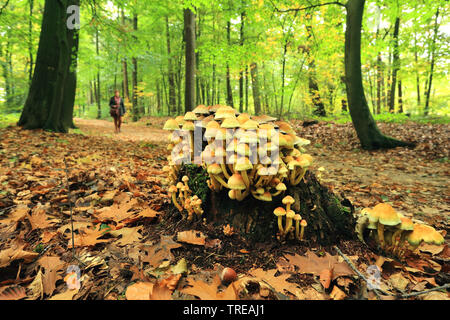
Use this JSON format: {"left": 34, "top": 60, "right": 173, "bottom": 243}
{"left": 0, "top": 117, "right": 448, "bottom": 300}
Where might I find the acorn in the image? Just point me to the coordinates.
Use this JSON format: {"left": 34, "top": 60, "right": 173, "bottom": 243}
{"left": 221, "top": 267, "right": 237, "bottom": 284}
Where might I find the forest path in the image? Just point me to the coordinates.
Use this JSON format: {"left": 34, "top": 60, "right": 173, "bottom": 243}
{"left": 74, "top": 118, "right": 168, "bottom": 144}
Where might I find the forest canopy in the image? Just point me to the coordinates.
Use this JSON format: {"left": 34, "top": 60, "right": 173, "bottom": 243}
{"left": 0, "top": 0, "right": 448, "bottom": 124}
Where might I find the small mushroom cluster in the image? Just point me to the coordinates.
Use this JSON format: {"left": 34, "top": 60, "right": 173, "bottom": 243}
{"left": 273, "top": 196, "right": 308, "bottom": 241}
{"left": 167, "top": 175, "right": 204, "bottom": 222}
{"left": 359, "top": 203, "right": 444, "bottom": 257}
{"left": 163, "top": 105, "right": 313, "bottom": 204}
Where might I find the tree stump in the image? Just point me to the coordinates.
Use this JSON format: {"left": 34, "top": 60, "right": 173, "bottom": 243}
{"left": 179, "top": 166, "right": 356, "bottom": 245}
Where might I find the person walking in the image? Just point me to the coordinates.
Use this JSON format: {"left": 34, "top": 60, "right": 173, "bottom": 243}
{"left": 109, "top": 90, "right": 126, "bottom": 133}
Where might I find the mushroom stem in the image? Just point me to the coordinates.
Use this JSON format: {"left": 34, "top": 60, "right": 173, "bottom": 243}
{"left": 391, "top": 229, "right": 403, "bottom": 251}
{"left": 377, "top": 223, "right": 385, "bottom": 248}
{"left": 293, "top": 168, "right": 307, "bottom": 186}
{"left": 295, "top": 220, "right": 300, "bottom": 240}
{"left": 240, "top": 170, "right": 250, "bottom": 190}
{"left": 284, "top": 218, "right": 293, "bottom": 236}
{"left": 221, "top": 163, "right": 231, "bottom": 179}
{"left": 213, "top": 174, "right": 229, "bottom": 189}
{"left": 171, "top": 192, "right": 183, "bottom": 212}
{"left": 299, "top": 224, "right": 306, "bottom": 240}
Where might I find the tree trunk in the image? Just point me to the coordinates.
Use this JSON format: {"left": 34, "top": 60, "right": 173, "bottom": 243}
{"left": 132, "top": 13, "right": 139, "bottom": 121}
{"left": 95, "top": 28, "right": 101, "bottom": 120}
{"left": 388, "top": 16, "right": 400, "bottom": 113}
{"left": 250, "top": 62, "right": 262, "bottom": 115}
{"left": 398, "top": 79, "right": 403, "bottom": 114}
{"left": 177, "top": 167, "right": 356, "bottom": 245}
{"left": 184, "top": 8, "right": 196, "bottom": 113}
{"left": 344, "top": 0, "right": 414, "bottom": 150}
{"left": 28, "top": 0, "right": 34, "bottom": 84}
{"left": 424, "top": 8, "right": 439, "bottom": 116}
{"left": 166, "top": 16, "right": 176, "bottom": 115}
{"left": 226, "top": 21, "right": 234, "bottom": 108}
{"left": 18, "top": 0, "right": 80, "bottom": 133}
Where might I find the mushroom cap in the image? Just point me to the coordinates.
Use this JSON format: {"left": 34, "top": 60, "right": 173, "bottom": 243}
{"left": 398, "top": 216, "right": 414, "bottom": 231}
{"left": 215, "top": 128, "right": 228, "bottom": 141}
{"left": 242, "top": 119, "right": 259, "bottom": 130}
{"left": 176, "top": 182, "right": 184, "bottom": 189}
{"left": 287, "top": 159, "right": 301, "bottom": 170}
{"left": 275, "top": 183, "right": 287, "bottom": 191}
{"left": 300, "top": 220, "right": 308, "bottom": 227}
{"left": 182, "top": 176, "right": 189, "bottom": 183}
{"left": 237, "top": 113, "right": 251, "bottom": 124}
{"left": 282, "top": 195, "right": 295, "bottom": 205}
{"left": 228, "top": 189, "right": 237, "bottom": 200}
{"left": 175, "top": 116, "right": 185, "bottom": 126}
{"left": 204, "top": 127, "right": 218, "bottom": 140}
{"left": 276, "top": 121, "right": 295, "bottom": 135}
{"left": 259, "top": 191, "right": 273, "bottom": 202}
{"left": 240, "top": 131, "right": 258, "bottom": 144}
{"left": 294, "top": 214, "right": 302, "bottom": 221}
{"left": 228, "top": 173, "right": 247, "bottom": 191}
{"left": 237, "top": 143, "right": 251, "bottom": 157}
{"left": 206, "top": 120, "right": 221, "bottom": 129}
{"left": 193, "top": 105, "right": 210, "bottom": 115}
{"left": 207, "top": 163, "right": 223, "bottom": 175}
{"left": 182, "top": 121, "right": 195, "bottom": 131}
{"left": 221, "top": 116, "right": 241, "bottom": 129}
{"left": 286, "top": 209, "right": 296, "bottom": 219}
{"left": 256, "top": 187, "right": 265, "bottom": 195}
{"left": 374, "top": 203, "right": 401, "bottom": 226}
{"left": 168, "top": 185, "right": 178, "bottom": 193}
{"left": 409, "top": 224, "right": 444, "bottom": 245}
{"left": 184, "top": 112, "right": 198, "bottom": 121}
{"left": 163, "top": 119, "right": 180, "bottom": 131}
{"left": 234, "top": 157, "right": 253, "bottom": 171}
{"left": 273, "top": 207, "right": 286, "bottom": 217}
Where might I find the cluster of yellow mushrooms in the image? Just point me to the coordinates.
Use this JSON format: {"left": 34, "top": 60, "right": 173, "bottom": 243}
{"left": 273, "top": 195, "right": 308, "bottom": 241}
{"left": 167, "top": 175, "right": 204, "bottom": 222}
{"left": 163, "top": 105, "right": 313, "bottom": 202}
{"left": 358, "top": 203, "right": 444, "bottom": 256}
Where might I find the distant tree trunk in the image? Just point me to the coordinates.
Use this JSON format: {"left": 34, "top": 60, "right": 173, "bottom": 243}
{"left": 121, "top": 10, "right": 130, "bottom": 103}
{"left": 226, "top": 21, "right": 234, "bottom": 107}
{"left": 250, "top": 62, "right": 262, "bottom": 115}
{"left": 166, "top": 16, "right": 176, "bottom": 115}
{"left": 184, "top": 7, "right": 196, "bottom": 112}
{"left": 132, "top": 13, "right": 139, "bottom": 121}
{"left": 424, "top": 8, "right": 439, "bottom": 116}
{"left": 245, "top": 65, "right": 249, "bottom": 113}
{"left": 95, "top": 28, "right": 102, "bottom": 120}
{"left": 156, "top": 79, "right": 162, "bottom": 115}
{"left": 344, "top": 0, "right": 414, "bottom": 150}
{"left": 305, "top": 24, "right": 326, "bottom": 117}
{"left": 239, "top": 11, "right": 245, "bottom": 113}
{"left": 28, "top": 0, "right": 34, "bottom": 83}
{"left": 414, "top": 34, "right": 421, "bottom": 107}
{"left": 388, "top": 16, "right": 400, "bottom": 113}
{"left": 398, "top": 80, "right": 403, "bottom": 114}
{"left": 18, "top": 0, "right": 80, "bottom": 133}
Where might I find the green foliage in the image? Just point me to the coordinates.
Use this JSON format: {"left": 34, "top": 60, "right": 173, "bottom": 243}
{"left": 182, "top": 164, "right": 210, "bottom": 204}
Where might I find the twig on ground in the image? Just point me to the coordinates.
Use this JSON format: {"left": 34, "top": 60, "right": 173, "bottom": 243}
{"left": 333, "top": 246, "right": 389, "bottom": 300}
{"left": 396, "top": 283, "right": 450, "bottom": 299}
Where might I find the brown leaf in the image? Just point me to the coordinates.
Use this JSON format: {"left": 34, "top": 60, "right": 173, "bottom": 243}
{"left": 248, "top": 268, "right": 299, "bottom": 295}
{"left": 125, "top": 282, "right": 154, "bottom": 300}
{"left": 109, "top": 226, "right": 143, "bottom": 246}
{"left": 149, "top": 274, "right": 181, "bottom": 300}
{"left": 319, "top": 268, "right": 333, "bottom": 289}
{"left": 180, "top": 275, "right": 237, "bottom": 300}
{"left": 0, "top": 245, "right": 39, "bottom": 268}
{"left": 28, "top": 206, "right": 58, "bottom": 230}
{"left": 140, "top": 236, "right": 182, "bottom": 268}
{"left": 329, "top": 285, "right": 346, "bottom": 300}
{"left": 0, "top": 286, "right": 27, "bottom": 300}
{"left": 177, "top": 230, "right": 207, "bottom": 246}
{"left": 48, "top": 289, "right": 79, "bottom": 300}
{"left": 67, "top": 225, "right": 112, "bottom": 248}
{"left": 284, "top": 251, "right": 354, "bottom": 279}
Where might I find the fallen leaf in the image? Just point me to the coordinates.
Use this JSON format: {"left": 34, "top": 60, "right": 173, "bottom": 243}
{"left": 284, "top": 251, "right": 354, "bottom": 279}
{"left": 110, "top": 226, "right": 143, "bottom": 246}
{"left": 181, "top": 275, "right": 237, "bottom": 300}
{"left": 177, "top": 230, "right": 207, "bottom": 246}
{"left": 125, "top": 282, "right": 154, "bottom": 300}
{"left": 0, "top": 286, "right": 27, "bottom": 300}
{"left": 27, "top": 269, "right": 44, "bottom": 300}
{"left": 48, "top": 289, "right": 79, "bottom": 300}
{"left": 140, "top": 236, "right": 182, "bottom": 268}
{"left": 329, "top": 285, "right": 346, "bottom": 300}
{"left": 388, "top": 273, "right": 410, "bottom": 292}
{"left": 248, "top": 268, "right": 299, "bottom": 295}
{"left": 319, "top": 268, "right": 333, "bottom": 289}
{"left": 27, "top": 206, "right": 58, "bottom": 230}
{"left": 67, "top": 225, "right": 112, "bottom": 248}
{"left": 0, "top": 245, "right": 39, "bottom": 268}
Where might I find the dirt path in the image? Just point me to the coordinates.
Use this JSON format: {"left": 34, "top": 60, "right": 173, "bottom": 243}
{"left": 74, "top": 118, "right": 167, "bottom": 144}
